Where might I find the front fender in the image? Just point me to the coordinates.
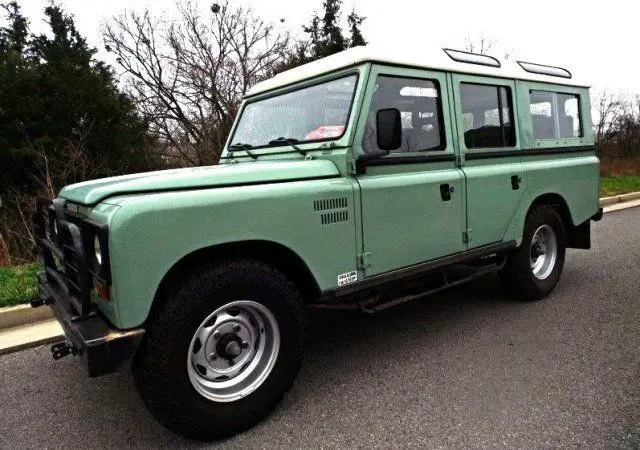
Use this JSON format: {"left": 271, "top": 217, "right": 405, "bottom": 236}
{"left": 107, "top": 178, "right": 357, "bottom": 329}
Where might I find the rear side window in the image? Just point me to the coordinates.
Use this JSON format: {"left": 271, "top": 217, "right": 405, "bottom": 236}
{"left": 460, "top": 83, "right": 515, "bottom": 148}
{"left": 363, "top": 76, "right": 445, "bottom": 153}
{"left": 530, "top": 91, "right": 583, "bottom": 139}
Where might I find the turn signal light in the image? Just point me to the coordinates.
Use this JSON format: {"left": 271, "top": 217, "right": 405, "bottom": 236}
{"left": 96, "top": 282, "right": 110, "bottom": 300}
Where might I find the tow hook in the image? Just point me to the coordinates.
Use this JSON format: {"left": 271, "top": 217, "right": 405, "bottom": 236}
{"left": 51, "top": 341, "right": 76, "bottom": 360}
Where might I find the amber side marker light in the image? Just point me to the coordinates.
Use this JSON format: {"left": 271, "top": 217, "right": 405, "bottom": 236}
{"left": 96, "top": 282, "right": 110, "bottom": 300}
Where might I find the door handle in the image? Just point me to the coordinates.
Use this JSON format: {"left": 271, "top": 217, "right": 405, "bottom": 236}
{"left": 440, "top": 184, "right": 454, "bottom": 201}
{"left": 511, "top": 175, "right": 522, "bottom": 190}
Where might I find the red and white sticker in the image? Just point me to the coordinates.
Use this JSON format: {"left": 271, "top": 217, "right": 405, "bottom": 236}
{"left": 305, "top": 125, "right": 345, "bottom": 140}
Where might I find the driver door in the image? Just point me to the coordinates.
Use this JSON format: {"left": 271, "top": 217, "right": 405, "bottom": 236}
{"left": 354, "top": 66, "right": 466, "bottom": 276}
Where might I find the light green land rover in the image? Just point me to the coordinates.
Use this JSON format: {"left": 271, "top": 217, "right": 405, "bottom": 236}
{"left": 33, "top": 47, "right": 602, "bottom": 440}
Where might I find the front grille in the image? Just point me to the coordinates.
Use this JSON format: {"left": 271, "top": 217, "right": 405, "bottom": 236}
{"left": 34, "top": 199, "right": 109, "bottom": 319}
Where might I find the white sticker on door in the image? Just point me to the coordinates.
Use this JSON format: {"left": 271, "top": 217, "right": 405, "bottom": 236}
{"left": 337, "top": 270, "right": 358, "bottom": 286}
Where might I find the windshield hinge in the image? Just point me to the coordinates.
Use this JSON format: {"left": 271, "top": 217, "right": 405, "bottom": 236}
{"left": 357, "top": 252, "right": 371, "bottom": 270}
{"left": 462, "top": 229, "right": 472, "bottom": 244}
{"left": 456, "top": 153, "right": 466, "bottom": 167}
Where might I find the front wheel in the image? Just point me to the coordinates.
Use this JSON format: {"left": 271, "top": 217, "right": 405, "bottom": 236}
{"left": 133, "top": 259, "right": 307, "bottom": 441}
{"left": 500, "top": 204, "right": 566, "bottom": 300}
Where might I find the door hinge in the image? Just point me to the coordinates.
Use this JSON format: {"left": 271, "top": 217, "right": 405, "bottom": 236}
{"left": 462, "top": 229, "right": 472, "bottom": 244}
{"left": 347, "top": 157, "right": 357, "bottom": 175}
{"left": 357, "top": 252, "right": 371, "bottom": 270}
{"left": 456, "top": 153, "right": 466, "bottom": 167}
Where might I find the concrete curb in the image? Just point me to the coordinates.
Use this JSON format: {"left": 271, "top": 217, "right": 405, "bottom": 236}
{"left": 0, "top": 304, "right": 54, "bottom": 329}
{"left": 0, "top": 321, "right": 63, "bottom": 356}
{"left": 599, "top": 191, "right": 640, "bottom": 207}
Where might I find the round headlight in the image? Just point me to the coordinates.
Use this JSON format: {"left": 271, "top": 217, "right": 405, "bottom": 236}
{"left": 94, "top": 236, "right": 102, "bottom": 265}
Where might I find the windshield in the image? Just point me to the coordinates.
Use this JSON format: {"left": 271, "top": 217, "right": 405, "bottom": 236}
{"left": 230, "top": 74, "right": 357, "bottom": 150}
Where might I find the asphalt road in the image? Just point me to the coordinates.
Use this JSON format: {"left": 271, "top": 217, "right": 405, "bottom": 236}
{"left": 1, "top": 208, "right": 639, "bottom": 448}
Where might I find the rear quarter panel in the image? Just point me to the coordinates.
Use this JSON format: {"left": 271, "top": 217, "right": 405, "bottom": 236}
{"left": 504, "top": 82, "right": 599, "bottom": 242}
{"left": 107, "top": 178, "right": 357, "bottom": 329}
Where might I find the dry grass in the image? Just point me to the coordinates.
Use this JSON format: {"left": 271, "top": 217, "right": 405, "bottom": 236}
{"left": 600, "top": 156, "right": 640, "bottom": 177}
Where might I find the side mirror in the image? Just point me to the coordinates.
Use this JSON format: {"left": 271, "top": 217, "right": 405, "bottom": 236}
{"left": 376, "top": 108, "right": 402, "bottom": 151}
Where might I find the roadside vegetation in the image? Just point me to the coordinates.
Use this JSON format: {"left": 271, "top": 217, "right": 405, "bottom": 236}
{"left": 599, "top": 156, "right": 640, "bottom": 196}
{"left": 0, "top": 263, "right": 40, "bottom": 307}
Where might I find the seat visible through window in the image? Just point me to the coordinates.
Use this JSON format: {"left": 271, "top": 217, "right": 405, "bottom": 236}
{"left": 363, "top": 75, "right": 444, "bottom": 153}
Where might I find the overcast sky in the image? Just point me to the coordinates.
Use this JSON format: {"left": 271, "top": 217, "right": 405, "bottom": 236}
{"left": 12, "top": 0, "right": 640, "bottom": 97}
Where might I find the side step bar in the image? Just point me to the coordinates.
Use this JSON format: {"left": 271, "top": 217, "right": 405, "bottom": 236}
{"left": 312, "top": 255, "right": 506, "bottom": 313}
{"left": 359, "top": 260, "right": 505, "bottom": 313}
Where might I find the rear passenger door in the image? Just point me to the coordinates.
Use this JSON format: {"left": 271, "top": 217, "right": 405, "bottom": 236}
{"left": 356, "top": 66, "right": 465, "bottom": 276}
{"left": 451, "top": 74, "right": 525, "bottom": 248}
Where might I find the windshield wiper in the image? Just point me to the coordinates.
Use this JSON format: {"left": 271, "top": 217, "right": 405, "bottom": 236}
{"left": 267, "top": 137, "right": 306, "bottom": 157}
{"left": 229, "top": 143, "right": 258, "bottom": 160}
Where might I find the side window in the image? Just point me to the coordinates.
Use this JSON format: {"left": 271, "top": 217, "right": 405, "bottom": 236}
{"left": 363, "top": 76, "right": 445, "bottom": 153}
{"left": 460, "top": 83, "right": 515, "bottom": 149}
{"left": 558, "top": 93, "right": 582, "bottom": 138}
{"left": 530, "top": 91, "right": 583, "bottom": 139}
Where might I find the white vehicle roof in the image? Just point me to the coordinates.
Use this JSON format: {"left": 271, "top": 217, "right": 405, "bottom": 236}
{"left": 247, "top": 46, "right": 589, "bottom": 97}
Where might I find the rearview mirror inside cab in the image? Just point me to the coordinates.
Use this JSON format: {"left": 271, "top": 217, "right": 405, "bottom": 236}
{"left": 376, "top": 108, "right": 402, "bottom": 151}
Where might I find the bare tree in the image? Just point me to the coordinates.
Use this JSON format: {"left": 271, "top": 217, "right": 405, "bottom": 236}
{"left": 103, "top": 1, "right": 290, "bottom": 166}
{"left": 464, "top": 36, "right": 495, "bottom": 55}
{"left": 593, "top": 90, "right": 640, "bottom": 158}
{"left": 463, "top": 35, "right": 513, "bottom": 60}
{"left": 594, "top": 91, "right": 623, "bottom": 151}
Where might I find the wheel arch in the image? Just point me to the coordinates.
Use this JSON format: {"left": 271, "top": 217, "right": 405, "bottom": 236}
{"left": 147, "top": 240, "right": 321, "bottom": 325}
{"left": 504, "top": 190, "right": 586, "bottom": 248}
{"left": 525, "top": 192, "right": 591, "bottom": 249}
{"left": 528, "top": 193, "right": 575, "bottom": 229}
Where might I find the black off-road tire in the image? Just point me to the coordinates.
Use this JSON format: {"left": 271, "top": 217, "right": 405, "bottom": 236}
{"left": 132, "top": 259, "right": 307, "bottom": 441}
{"left": 500, "top": 204, "right": 566, "bottom": 300}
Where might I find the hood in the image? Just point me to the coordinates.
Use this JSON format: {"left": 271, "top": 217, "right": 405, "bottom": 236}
{"left": 59, "top": 160, "right": 340, "bottom": 206}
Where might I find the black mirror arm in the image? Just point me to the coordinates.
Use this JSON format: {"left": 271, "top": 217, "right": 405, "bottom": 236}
{"left": 355, "top": 149, "right": 390, "bottom": 174}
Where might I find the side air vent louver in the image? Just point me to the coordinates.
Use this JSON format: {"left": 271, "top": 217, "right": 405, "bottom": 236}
{"left": 313, "top": 197, "right": 348, "bottom": 211}
{"left": 314, "top": 197, "right": 349, "bottom": 226}
{"left": 321, "top": 210, "right": 349, "bottom": 225}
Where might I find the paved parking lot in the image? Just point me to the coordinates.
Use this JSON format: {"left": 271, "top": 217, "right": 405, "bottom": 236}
{"left": 1, "top": 208, "right": 638, "bottom": 448}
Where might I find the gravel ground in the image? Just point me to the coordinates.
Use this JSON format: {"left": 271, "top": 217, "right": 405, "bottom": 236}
{"left": 1, "top": 207, "right": 638, "bottom": 448}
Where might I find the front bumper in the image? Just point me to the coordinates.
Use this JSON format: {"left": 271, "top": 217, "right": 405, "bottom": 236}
{"left": 37, "top": 272, "right": 144, "bottom": 376}
{"left": 33, "top": 199, "right": 144, "bottom": 377}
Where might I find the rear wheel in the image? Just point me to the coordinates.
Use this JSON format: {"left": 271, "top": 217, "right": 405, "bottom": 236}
{"left": 500, "top": 204, "right": 566, "bottom": 300}
{"left": 133, "top": 259, "right": 307, "bottom": 441}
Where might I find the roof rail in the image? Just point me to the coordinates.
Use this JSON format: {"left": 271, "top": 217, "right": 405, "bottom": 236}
{"left": 442, "top": 48, "right": 501, "bottom": 68}
{"left": 516, "top": 61, "right": 572, "bottom": 79}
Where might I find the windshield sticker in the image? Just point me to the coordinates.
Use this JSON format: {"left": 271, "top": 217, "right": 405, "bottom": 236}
{"left": 337, "top": 270, "right": 357, "bottom": 286}
{"left": 305, "top": 125, "right": 345, "bottom": 140}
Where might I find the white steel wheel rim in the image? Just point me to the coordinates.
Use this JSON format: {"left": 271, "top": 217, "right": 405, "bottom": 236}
{"left": 187, "top": 300, "right": 280, "bottom": 403}
{"left": 529, "top": 224, "right": 558, "bottom": 280}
